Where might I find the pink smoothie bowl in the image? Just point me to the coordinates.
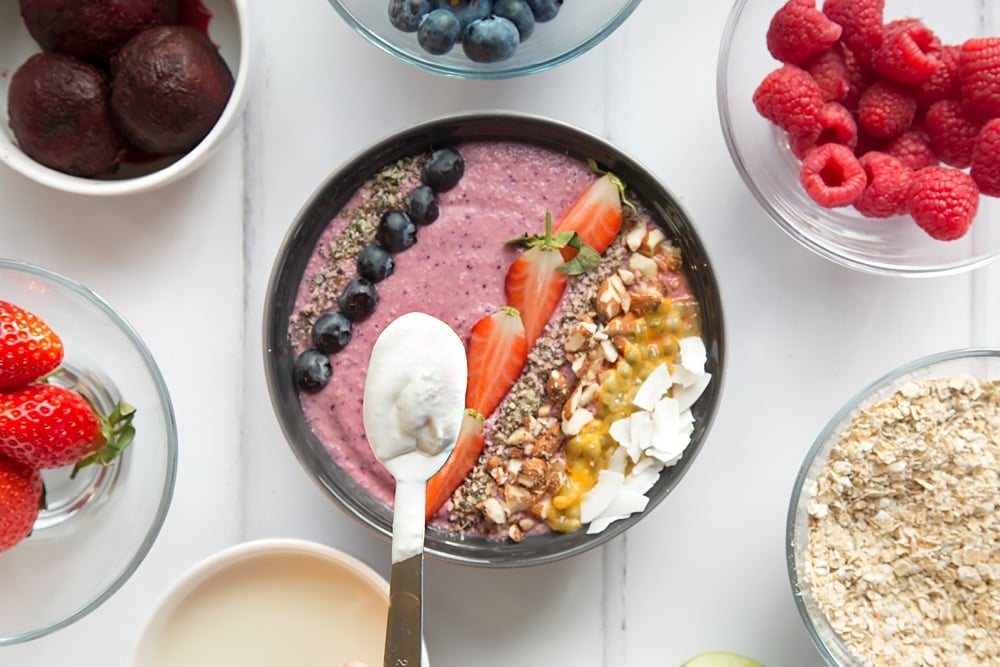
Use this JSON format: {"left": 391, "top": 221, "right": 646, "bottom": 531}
{"left": 262, "top": 111, "right": 726, "bottom": 567}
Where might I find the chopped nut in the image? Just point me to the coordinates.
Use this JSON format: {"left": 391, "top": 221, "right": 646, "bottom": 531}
{"left": 625, "top": 221, "right": 646, "bottom": 251}
{"left": 518, "top": 518, "right": 535, "bottom": 531}
{"left": 600, "top": 338, "right": 619, "bottom": 363}
{"left": 545, "top": 370, "right": 571, "bottom": 404}
{"left": 640, "top": 228, "right": 666, "bottom": 255}
{"left": 533, "top": 424, "right": 564, "bottom": 458}
{"left": 480, "top": 497, "right": 507, "bottom": 525}
{"left": 504, "top": 483, "right": 535, "bottom": 512}
{"left": 506, "top": 427, "right": 531, "bottom": 446}
{"left": 528, "top": 501, "right": 550, "bottom": 520}
{"left": 517, "top": 458, "right": 547, "bottom": 488}
{"left": 562, "top": 408, "right": 594, "bottom": 436}
{"left": 629, "top": 252, "right": 659, "bottom": 279}
{"left": 629, "top": 289, "right": 662, "bottom": 316}
{"left": 617, "top": 268, "right": 635, "bottom": 285}
{"left": 605, "top": 313, "right": 637, "bottom": 337}
{"left": 486, "top": 455, "right": 501, "bottom": 470}
{"left": 595, "top": 276, "right": 623, "bottom": 322}
{"left": 508, "top": 524, "right": 524, "bottom": 542}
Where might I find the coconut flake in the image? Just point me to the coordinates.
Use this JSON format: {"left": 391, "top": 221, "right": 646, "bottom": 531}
{"left": 632, "top": 363, "right": 672, "bottom": 411}
{"left": 679, "top": 336, "right": 707, "bottom": 375}
{"left": 580, "top": 469, "right": 624, "bottom": 523}
{"left": 675, "top": 372, "right": 711, "bottom": 412}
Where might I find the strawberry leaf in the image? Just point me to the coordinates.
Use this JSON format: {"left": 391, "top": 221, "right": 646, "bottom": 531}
{"left": 71, "top": 400, "right": 137, "bottom": 478}
{"left": 506, "top": 212, "right": 601, "bottom": 275}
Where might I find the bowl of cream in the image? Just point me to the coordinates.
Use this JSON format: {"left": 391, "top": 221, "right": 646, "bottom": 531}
{"left": 129, "top": 538, "right": 430, "bottom": 667}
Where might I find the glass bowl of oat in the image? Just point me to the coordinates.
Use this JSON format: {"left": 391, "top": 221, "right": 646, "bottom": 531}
{"left": 264, "top": 111, "right": 726, "bottom": 567}
{"left": 787, "top": 348, "right": 1000, "bottom": 666}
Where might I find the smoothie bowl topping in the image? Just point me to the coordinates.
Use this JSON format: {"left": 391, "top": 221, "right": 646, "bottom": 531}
{"left": 270, "top": 120, "right": 724, "bottom": 558}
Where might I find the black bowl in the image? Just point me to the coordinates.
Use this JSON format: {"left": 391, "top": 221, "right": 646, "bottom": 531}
{"left": 263, "top": 111, "right": 726, "bottom": 567}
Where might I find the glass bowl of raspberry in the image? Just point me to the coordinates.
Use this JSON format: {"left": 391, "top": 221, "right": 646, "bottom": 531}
{"left": 326, "top": 0, "right": 642, "bottom": 79}
{"left": 0, "top": 259, "right": 177, "bottom": 644}
{"left": 787, "top": 348, "right": 1000, "bottom": 665}
{"left": 718, "top": 0, "right": 1000, "bottom": 276}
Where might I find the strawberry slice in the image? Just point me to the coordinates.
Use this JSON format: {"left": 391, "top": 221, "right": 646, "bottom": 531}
{"left": 554, "top": 171, "right": 628, "bottom": 256}
{"left": 504, "top": 243, "right": 568, "bottom": 348}
{"left": 425, "top": 408, "right": 485, "bottom": 521}
{"left": 465, "top": 307, "right": 529, "bottom": 419}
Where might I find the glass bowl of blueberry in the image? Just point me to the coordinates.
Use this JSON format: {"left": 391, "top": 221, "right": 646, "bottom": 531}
{"left": 326, "top": 0, "right": 642, "bottom": 79}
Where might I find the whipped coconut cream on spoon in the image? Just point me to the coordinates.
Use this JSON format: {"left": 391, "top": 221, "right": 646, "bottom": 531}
{"left": 362, "top": 312, "right": 467, "bottom": 667}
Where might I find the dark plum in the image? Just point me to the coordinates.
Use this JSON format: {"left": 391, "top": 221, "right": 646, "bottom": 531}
{"left": 311, "top": 311, "right": 353, "bottom": 354}
{"left": 421, "top": 148, "right": 465, "bottom": 192}
{"left": 357, "top": 245, "right": 396, "bottom": 283}
{"left": 338, "top": 278, "right": 379, "bottom": 322}
{"left": 463, "top": 16, "right": 520, "bottom": 63}
{"left": 294, "top": 349, "right": 332, "bottom": 392}
{"left": 405, "top": 185, "right": 440, "bottom": 225}
{"left": 417, "top": 9, "right": 462, "bottom": 55}
{"left": 7, "top": 52, "right": 125, "bottom": 177}
{"left": 110, "top": 25, "right": 234, "bottom": 156}
{"left": 377, "top": 211, "right": 418, "bottom": 253}
{"left": 18, "top": 0, "right": 178, "bottom": 65}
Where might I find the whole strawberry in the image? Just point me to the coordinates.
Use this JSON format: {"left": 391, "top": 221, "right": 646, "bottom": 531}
{"left": 0, "top": 383, "right": 135, "bottom": 471}
{"left": 0, "top": 454, "right": 43, "bottom": 553}
{"left": 0, "top": 301, "right": 64, "bottom": 390}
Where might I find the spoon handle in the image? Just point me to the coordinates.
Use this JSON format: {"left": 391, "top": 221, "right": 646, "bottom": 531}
{"left": 384, "top": 553, "right": 423, "bottom": 667}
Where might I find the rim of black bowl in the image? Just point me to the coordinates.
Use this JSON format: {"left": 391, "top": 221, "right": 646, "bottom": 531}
{"left": 325, "top": 1, "right": 644, "bottom": 80}
{"left": 263, "top": 111, "right": 726, "bottom": 567}
{"left": 0, "top": 257, "right": 178, "bottom": 644}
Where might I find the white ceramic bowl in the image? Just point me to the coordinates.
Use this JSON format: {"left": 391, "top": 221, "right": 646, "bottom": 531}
{"left": 0, "top": 0, "right": 250, "bottom": 196}
{"left": 130, "top": 539, "right": 430, "bottom": 667}
{"left": 718, "top": 0, "right": 1000, "bottom": 276}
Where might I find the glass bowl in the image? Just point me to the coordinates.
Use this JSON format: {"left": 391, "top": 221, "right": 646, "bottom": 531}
{"left": 326, "top": 0, "right": 642, "bottom": 79}
{"left": 0, "top": 259, "right": 177, "bottom": 644}
{"left": 718, "top": 0, "right": 1000, "bottom": 276}
{"left": 263, "top": 111, "right": 726, "bottom": 567}
{"left": 787, "top": 348, "right": 1000, "bottom": 666}
{"left": 0, "top": 0, "right": 250, "bottom": 196}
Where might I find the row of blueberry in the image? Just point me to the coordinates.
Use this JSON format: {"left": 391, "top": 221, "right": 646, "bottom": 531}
{"left": 389, "top": 0, "right": 561, "bottom": 63}
{"left": 293, "top": 148, "right": 466, "bottom": 391}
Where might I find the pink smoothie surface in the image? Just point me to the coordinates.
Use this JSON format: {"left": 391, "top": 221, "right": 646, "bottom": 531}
{"left": 294, "top": 141, "right": 597, "bottom": 506}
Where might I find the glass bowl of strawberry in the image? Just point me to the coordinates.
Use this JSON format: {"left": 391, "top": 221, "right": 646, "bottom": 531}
{"left": 264, "top": 111, "right": 725, "bottom": 566}
{"left": 326, "top": 1, "right": 642, "bottom": 79}
{"left": 718, "top": 0, "right": 1000, "bottom": 275}
{"left": 0, "top": 259, "right": 177, "bottom": 644}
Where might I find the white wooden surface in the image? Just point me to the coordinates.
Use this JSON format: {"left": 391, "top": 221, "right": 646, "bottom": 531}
{"left": 3, "top": 2, "right": 998, "bottom": 665}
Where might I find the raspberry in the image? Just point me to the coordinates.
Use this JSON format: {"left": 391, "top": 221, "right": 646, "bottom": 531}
{"left": 906, "top": 166, "right": 980, "bottom": 241}
{"left": 767, "top": 0, "right": 843, "bottom": 65}
{"left": 807, "top": 47, "right": 850, "bottom": 102}
{"left": 871, "top": 19, "right": 942, "bottom": 85}
{"left": 854, "top": 151, "right": 912, "bottom": 217}
{"left": 970, "top": 118, "right": 1000, "bottom": 197}
{"left": 959, "top": 38, "right": 1000, "bottom": 121}
{"left": 799, "top": 143, "right": 867, "bottom": 207}
{"left": 789, "top": 101, "right": 858, "bottom": 157}
{"left": 753, "top": 65, "right": 825, "bottom": 142}
{"left": 821, "top": 0, "right": 884, "bottom": 65}
{"left": 883, "top": 129, "right": 939, "bottom": 170}
{"left": 841, "top": 44, "right": 876, "bottom": 110}
{"left": 923, "top": 99, "right": 983, "bottom": 169}
{"left": 857, "top": 80, "right": 918, "bottom": 138}
{"left": 915, "top": 44, "right": 961, "bottom": 105}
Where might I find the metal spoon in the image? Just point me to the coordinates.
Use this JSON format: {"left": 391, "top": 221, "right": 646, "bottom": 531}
{"left": 362, "top": 313, "right": 468, "bottom": 667}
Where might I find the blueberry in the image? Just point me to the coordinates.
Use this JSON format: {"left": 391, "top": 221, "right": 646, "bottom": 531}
{"left": 463, "top": 16, "right": 519, "bottom": 63}
{"left": 417, "top": 9, "right": 461, "bottom": 55}
{"left": 421, "top": 148, "right": 465, "bottom": 192}
{"left": 433, "top": 0, "right": 492, "bottom": 33}
{"left": 338, "top": 278, "right": 379, "bottom": 322}
{"left": 377, "top": 211, "right": 418, "bottom": 252}
{"left": 405, "top": 185, "right": 440, "bottom": 225}
{"left": 493, "top": 0, "right": 535, "bottom": 41}
{"left": 311, "top": 311, "right": 353, "bottom": 353}
{"left": 524, "top": 0, "right": 561, "bottom": 21}
{"left": 293, "top": 349, "right": 332, "bottom": 392}
{"left": 357, "top": 244, "right": 395, "bottom": 282}
{"left": 388, "top": 0, "right": 434, "bottom": 32}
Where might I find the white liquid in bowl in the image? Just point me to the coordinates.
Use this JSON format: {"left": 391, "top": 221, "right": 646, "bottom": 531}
{"left": 133, "top": 544, "right": 390, "bottom": 667}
